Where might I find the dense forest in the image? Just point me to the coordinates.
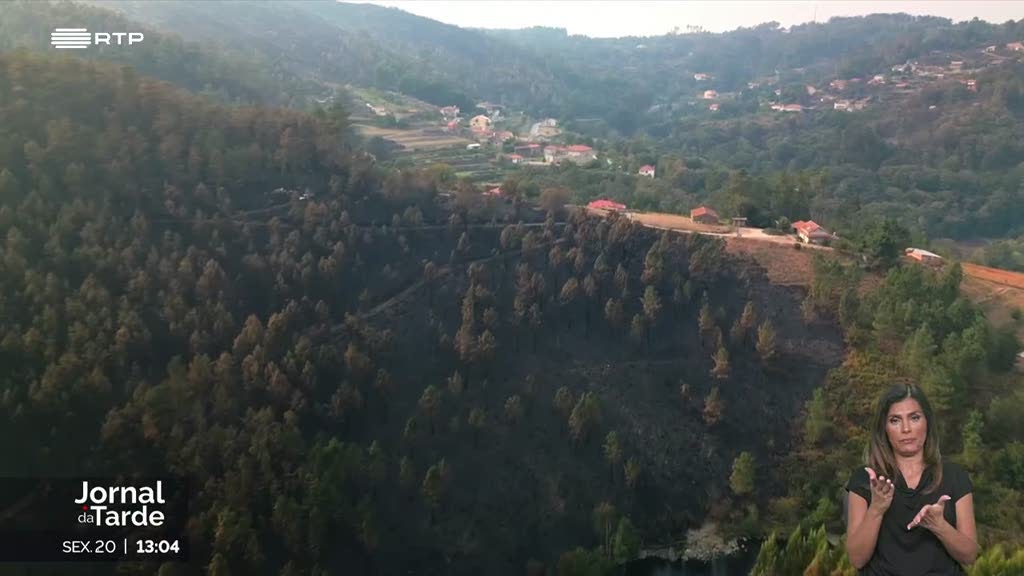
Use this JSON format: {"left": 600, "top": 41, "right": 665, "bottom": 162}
{"left": 0, "top": 52, "right": 850, "bottom": 574}
{"left": 3, "top": 2, "right": 1024, "bottom": 575}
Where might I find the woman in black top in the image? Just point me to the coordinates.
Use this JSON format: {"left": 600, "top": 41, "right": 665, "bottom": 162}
{"left": 845, "top": 384, "right": 978, "bottom": 575}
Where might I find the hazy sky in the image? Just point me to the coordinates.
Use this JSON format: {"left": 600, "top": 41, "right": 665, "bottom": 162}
{"left": 355, "top": 1, "right": 1024, "bottom": 37}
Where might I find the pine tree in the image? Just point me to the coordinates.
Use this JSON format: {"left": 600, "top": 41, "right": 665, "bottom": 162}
{"left": 804, "top": 387, "right": 831, "bottom": 445}
{"left": 704, "top": 387, "right": 723, "bottom": 426}
{"left": 642, "top": 285, "right": 662, "bottom": 322}
{"left": 569, "top": 392, "right": 601, "bottom": 443}
{"left": 603, "top": 432, "right": 623, "bottom": 482}
{"left": 418, "top": 385, "right": 442, "bottom": 435}
{"left": 624, "top": 458, "right": 641, "bottom": 490}
{"left": 592, "top": 502, "right": 617, "bottom": 558}
{"left": 730, "top": 451, "right": 756, "bottom": 495}
{"left": 613, "top": 517, "right": 641, "bottom": 563}
{"left": 504, "top": 395, "right": 524, "bottom": 424}
{"left": 554, "top": 386, "right": 574, "bottom": 417}
{"left": 757, "top": 321, "right": 777, "bottom": 362}
{"left": 712, "top": 345, "right": 731, "bottom": 380}
{"left": 468, "top": 407, "right": 487, "bottom": 447}
{"left": 962, "top": 409, "right": 984, "bottom": 471}
{"left": 699, "top": 301, "right": 715, "bottom": 334}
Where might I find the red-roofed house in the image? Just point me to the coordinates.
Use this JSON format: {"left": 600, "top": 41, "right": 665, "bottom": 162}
{"left": 690, "top": 206, "right": 720, "bottom": 224}
{"left": 1007, "top": 41, "right": 1024, "bottom": 52}
{"left": 702, "top": 90, "right": 719, "bottom": 100}
{"left": 484, "top": 187, "right": 503, "bottom": 197}
{"left": 792, "top": 220, "right": 832, "bottom": 244}
{"left": 588, "top": 199, "right": 627, "bottom": 211}
{"left": 492, "top": 130, "right": 515, "bottom": 143}
{"left": 547, "top": 144, "right": 597, "bottom": 165}
{"left": 567, "top": 145, "right": 597, "bottom": 164}
{"left": 905, "top": 247, "right": 943, "bottom": 267}
{"left": 638, "top": 165, "right": 656, "bottom": 178}
{"left": 507, "top": 154, "right": 524, "bottom": 165}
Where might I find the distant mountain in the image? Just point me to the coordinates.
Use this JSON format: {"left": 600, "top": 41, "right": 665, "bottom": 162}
{"left": 0, "top": 0, "right": 316, "bottom": 107}
{"left": 80, "top": 2, "right": 1024, "bottom": 136}
{"left": 87, "top": 0, "right": 598, "bottom": 117}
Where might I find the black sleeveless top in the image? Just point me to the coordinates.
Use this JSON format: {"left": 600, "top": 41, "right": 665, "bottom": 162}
{"left": 846, "top": 462, "right": 973, "bottom": 576}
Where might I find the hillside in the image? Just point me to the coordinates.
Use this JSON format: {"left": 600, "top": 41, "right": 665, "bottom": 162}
{"left": 87, "top": 0, "right": 591, "bottom": 116}
{"left": 0, "top": 0, "right": 316, "bottom": 107}
{"left": 0, "top": 51, "right": 850, "bottom": 575}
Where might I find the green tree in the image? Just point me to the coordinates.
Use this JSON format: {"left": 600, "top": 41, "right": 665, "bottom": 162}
{"left": 901, "top": 325, "right": 936, "bottom": 377}
{"left": 756, "top": 321, "right": 777, "bottom": 362}
{"left": 712, "top": 345, "right": 731, "bottom": 380}
{"left": 569, "top": 392, "right": 601, "bottom": 443}
{"left": 593, "top": 502, "right": 617, "bottom": 558}
{"left": 642, "top": 285, "right": 662, "bottom": 322}
{"left": 504, "top": 394, "right": 524, "bottom": 424}
{"left": 613, "top": 517, "right": 641, "bottom": 563}
{"left": 855, "top": 218, "right": 911, "bottom": 269}
{"left": 554, "top": 386, "right": 575, "bottom": 417}
{"left": 603, "top": 432, "right": 623, "bottom": 481}
{"left": 730, "top": 451, "right": 756, "bottom": 495}
{"left": 699, "top": 301, "right": 716, "bottom": 334}
{"left": 418, "top": 384, "right": 443, "bottom": 434}
{"left": 556, "top": 547, "right": 614, "bottom": 576}
{"left": 422, "top": 458, "right": 450, "bottom": 512}
{"left": 804, "top": 387, "right": 831, "bottom": 445}
{"left": 704, "top": 387, "right": 723, "bottom": 426}
{"left": 624, "top": 458, "right": 641, "bottom": 490}
{"left": 209, "top": 553, "right": 231, "bottom": 576}
{"left": 962, "top": 409, "right": 984, "bottom": 471}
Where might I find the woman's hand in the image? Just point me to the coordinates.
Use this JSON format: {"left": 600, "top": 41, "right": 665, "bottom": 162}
{"left": 907, "top": 495, "right": 951, "bottom": 531}
{"left": 865, "top": 467, "right": 894, "bottom": 515}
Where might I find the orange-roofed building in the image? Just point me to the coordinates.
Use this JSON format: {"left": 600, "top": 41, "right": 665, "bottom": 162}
{"left": 792, "top": 220, "right": 832, "bottom": 244}
{"left": 588, "top": 199, "right": 627, "bottom": 211}
{"left": 690, "top": 206, "right": 719, "bottom": 224}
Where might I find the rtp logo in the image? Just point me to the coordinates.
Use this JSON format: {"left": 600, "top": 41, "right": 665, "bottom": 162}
{"left": 51, "top": 28, "right": 145, "bottom": 49}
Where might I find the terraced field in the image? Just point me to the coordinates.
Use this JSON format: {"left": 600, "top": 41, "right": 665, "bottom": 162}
{"left": 353, "top": 124, "right": 470, "bottom": 150}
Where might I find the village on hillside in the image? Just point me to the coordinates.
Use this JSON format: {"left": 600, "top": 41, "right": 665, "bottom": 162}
{"left": 338, "top": 37, "right": 1024, "bottom": 218}
{"left": 696, "top": 40, "right": 1024, "bottom": 114}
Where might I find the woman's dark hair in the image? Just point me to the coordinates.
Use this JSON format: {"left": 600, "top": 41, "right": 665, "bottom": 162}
{"left": 865, "top": 383, "right": 943, "bottom": 494}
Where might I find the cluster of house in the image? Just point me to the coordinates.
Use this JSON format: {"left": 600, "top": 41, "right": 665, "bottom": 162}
{"left": 365, "top": 102, "right": 390, "bottom": 117}
{"left": 770, "top": 103, "right": 805, "bottom": 112}
{"left": 833, "top": 99, "right": 870, "bottom": 112}
{"left": 758, "top": 40, "right": 1021, "bottom": 115}
{"left": 504, "top": 142, "right": 596, "bottom": 166}
{"left": 543, "top": 144, "right": 597, "bottom": 165}
{"left": 691, "top": 207, "right": 838, "bottom": 244}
